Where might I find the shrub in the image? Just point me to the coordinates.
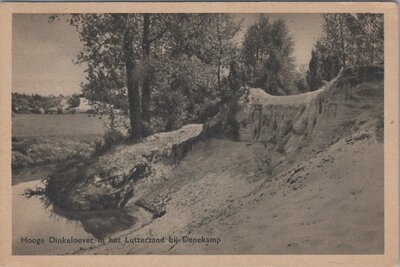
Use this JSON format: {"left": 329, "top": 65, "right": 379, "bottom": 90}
{"left": 94, "top": 109, "right": 128, "bottom": 155}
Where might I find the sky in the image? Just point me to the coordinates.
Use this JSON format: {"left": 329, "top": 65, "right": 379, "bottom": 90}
{"left": 12, "top": 13, "right": 323, "bottom": 96}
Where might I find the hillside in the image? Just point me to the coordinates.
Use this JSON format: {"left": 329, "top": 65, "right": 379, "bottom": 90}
{"left": 61, "top": 65, "right": 383, "bottom": 254}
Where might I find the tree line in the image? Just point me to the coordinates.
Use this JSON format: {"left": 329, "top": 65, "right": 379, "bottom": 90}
{"left": 12, "top": 93, "right": 81, "bottom": 113}
{"left": 12, "top": 93, "right": 61, "bottom": 113}
{"left": 52, "top": 13, "right": 383, "bottom": 141}
{"left": 306, "top": 14, "right": 384, "bottom": 91}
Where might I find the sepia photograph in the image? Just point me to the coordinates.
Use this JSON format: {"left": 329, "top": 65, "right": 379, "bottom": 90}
{"left": 0, "top": 2, "right": 397, "bottom": 265}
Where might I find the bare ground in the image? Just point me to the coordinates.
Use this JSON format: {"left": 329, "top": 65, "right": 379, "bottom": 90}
{"left": 75, "top": 124, "right": 383, "bottom": 254}
{"left": 72, "top": 66, "right": 384, "bottom": 255}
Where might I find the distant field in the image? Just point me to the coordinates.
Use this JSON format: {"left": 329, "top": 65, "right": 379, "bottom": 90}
{"left": 12, "top": 114, "right": 109, "bottom": 137}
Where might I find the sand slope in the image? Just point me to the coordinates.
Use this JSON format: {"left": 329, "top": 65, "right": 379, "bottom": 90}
{"left": 75, "top": 65, "right": 384, "bottom": 255}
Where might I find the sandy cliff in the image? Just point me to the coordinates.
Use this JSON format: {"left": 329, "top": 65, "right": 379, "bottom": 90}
{"left": 61, "top": 65, "right": 383, "bottom": 254}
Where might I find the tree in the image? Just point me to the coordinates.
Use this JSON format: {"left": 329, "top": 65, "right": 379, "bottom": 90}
{"left": 295, "top": 77, "right": 310, "bottom": 93}
{"left": 67, "top": 94, "right": 81, "bottom": 109}
{"left": 306, "top": 13, "right": 384, "bottom": 91}
{"left": 319, "top": 14, "right": 349, "bottom": 68}
{"left": 56, "top": 14, "right": 226, "bottom": 139}
{"left": 293, "top": 65, "right": 310, "bottom": 93}
{"left": 51, "top": 14, "right": 145, "bottom": 141}
{"left": 204, "top": 14, "right": 240, "bottom": 92}
{"left": 352, "top": 13, "right": 384, "bottom": 65}
{"left": 241, "top": 16, "right": 296, "bottom": 95}
{"left": 321, "top": 54, "right": 341, "bottom": 81}
{"left": 306, "top": 50, "right": 323, "bottom": 91}
{"left": 140, "top": 14, "right": 172, "bottom": 128}
{"left": 317, "top": 14, "right": 384, "bottom": 69}
{"left": 53, "top": 13, "right": 244, "bottom": 138}
{"left": 151, "top": 54, "right": 219, "bottom": 131}
{"left": 149, "top": 14, "right": 240, "bottom": 130}
{"left": 55, "top": 14, "right": 182, "bottom": 140}
{"left": 227, "top": 60, "right": 243, "bottom": 98}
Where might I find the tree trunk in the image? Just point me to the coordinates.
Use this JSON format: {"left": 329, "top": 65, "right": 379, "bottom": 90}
{"left": 123, "top": 15, "right": 142, "bottom": 141}
{"left": 339, "top": 15, "right": 346, "bottom": 68}
{"left": 256, "top": 46, "right": 259, "bottom": 63}
{"left": 217, "top": 56, "right": 221, "bottom": 91}
{"left": 141, "top": 14, "right": 152, "bottom": 128}
{"left": 370, "top": 43, "right": 375, "bottom": 65}
{"left": 217, "top": 31, "right": 223, "bottom": 92}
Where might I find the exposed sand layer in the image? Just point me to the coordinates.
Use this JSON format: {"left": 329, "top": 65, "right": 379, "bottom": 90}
{"left": 45, "top": 124, "right": 204, "bottom": 210}
{"left": 72, "top": 65, "right": 384, "bottom": 255}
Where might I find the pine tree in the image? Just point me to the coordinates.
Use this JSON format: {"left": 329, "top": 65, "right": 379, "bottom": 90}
{"left": 307, "top": 50, "right": 323, "bottom": 91}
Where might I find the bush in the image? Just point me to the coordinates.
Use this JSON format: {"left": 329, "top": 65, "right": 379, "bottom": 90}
{"left": 152, "top": 55, "right": 219, "bottom": 131}
{"left": 94, "top": 128, "right": 125, "bottom": 156}
{"left": 94, "top": 109, "right": 128, "bottom": 155}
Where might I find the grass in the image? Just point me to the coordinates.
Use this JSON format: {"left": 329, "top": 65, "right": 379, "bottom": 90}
{"left": 12, "top": 114, "right": 109, "bottom": 168}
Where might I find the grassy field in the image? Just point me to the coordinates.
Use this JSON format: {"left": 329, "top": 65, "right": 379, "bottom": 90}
{"left": 12, "top": 114, "right": 108, "bottom": 137}
{"left": 12, "top": 114, "right": 110, "bottom": 168}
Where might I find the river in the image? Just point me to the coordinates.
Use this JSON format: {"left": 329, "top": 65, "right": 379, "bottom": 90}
{"left": 12, "top": 165, "right": 153, "bottom": 255}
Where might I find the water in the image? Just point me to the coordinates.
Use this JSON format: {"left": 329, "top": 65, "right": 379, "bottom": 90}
{"left": 12, "top": 166, "right": 153, "bottom": 255}
{"left": 12, "top": 113, "right": 108, "bottom": 138}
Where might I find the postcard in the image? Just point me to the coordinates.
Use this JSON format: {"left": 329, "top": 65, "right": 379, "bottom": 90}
{"left": 0, "top": 2, "right": 398, "bottom": 266}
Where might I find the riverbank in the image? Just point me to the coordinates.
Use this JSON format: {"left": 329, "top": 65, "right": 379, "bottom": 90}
{"left": 12, "top": 65, "right": 385, "bottom": 255}
{"left": 74, "top": 134, "right": 383, "bottom": 255}
{"left": 12, "top": 167, "right": 154, "bottom": 255}
{"left": 69, "top": 65, "right": 384, "bottom": 255}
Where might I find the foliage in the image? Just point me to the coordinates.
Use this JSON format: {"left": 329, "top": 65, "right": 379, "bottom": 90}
{"left": 293, "top": 66, "right": 310, "bottom": 93}
{"left": 47, "top": 13, "right": 384, "bottom": 145}
{"left": 295, "top": 77, "right": 310, "bottom": 93}
{"left": 319, "top": 14, "right": 384, "bottom": 67}
{"left": 54, "top": 13, "right": 241, "bottom": 138}
{"left": 202, "top": 14, "right": 241, "bottom": 92}
{"left": 307, "top": 13, "right": 384, "bottom": 90}
{"left": 306, "top": 50, "right": 324, "bottom": 91}
{"left": 241, "top": 16, "right": 296, "bottom": 95}
{"left": 53, "top": 14, "right": 144, "bottom": 140}
{"left": 12, "top": 93, "right": 62, "bottom": 113}
{"left": 151, "top": 55, "right": 219, "bottom": 131}
{"left": 94, "top": 109, "right": 128, "bottom": 155}
{"left": 67, "top": 94, "right": 81, "bottom": 109}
